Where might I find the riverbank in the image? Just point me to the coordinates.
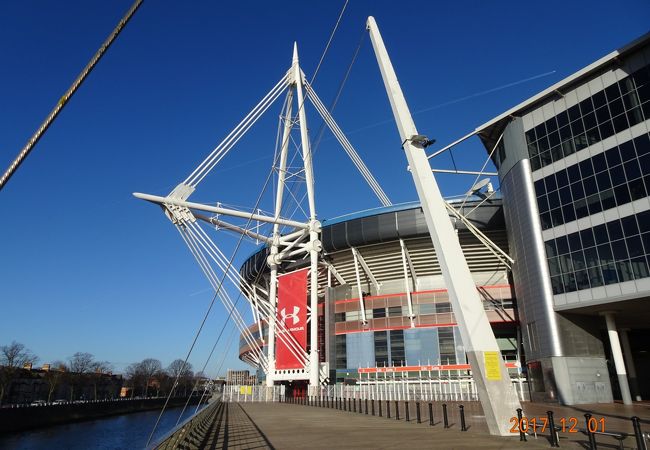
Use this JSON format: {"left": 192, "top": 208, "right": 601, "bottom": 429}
{"left": 0, "top": 396, "right": 201, "bottom": 433}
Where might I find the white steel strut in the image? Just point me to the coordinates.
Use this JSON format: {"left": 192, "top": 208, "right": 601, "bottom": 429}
{"left": 366, "top": 16, "right": 521, "bottom": 436}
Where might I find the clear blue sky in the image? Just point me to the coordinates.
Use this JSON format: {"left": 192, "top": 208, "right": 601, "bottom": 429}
{"left": 1, "top": 1, "right": 648, "bottom": 376}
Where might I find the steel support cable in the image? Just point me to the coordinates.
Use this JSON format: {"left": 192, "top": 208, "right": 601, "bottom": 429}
{"left": 146, "top": 203, "right": 267, "bottom": 447}
{"left": 192, "top": 324, "right": 238, "bottom": 415}
{"left": 444, "top": 203, "right": 512, "bottom": 267}
{"left": 305, "top": 83, "right": 391, "bottom": 206}
{"left": 184, "top": 74, "right": 290, "bottom": 187}
{"left": 190, "top": 224, "right": 309, "bottom": 364}
{"left": 186, "top": 225, "right": 310, "bottom": 368}
{"left": 185, "top": 73, "right": 289, "bottom": 186}
{"left": 0, "top": 0, "right": 144, "bottom": 192}
{"left": 457, "top": 133, "right": 504, "bottom": 213}
{"left": 184, "top": 236, "right": 264, "bottom": 367}
{"left": 183, "top": 225, "right": 269, "bottom": 368}
{"left": 310, "top": 29, "right": 366, "bottom": 155}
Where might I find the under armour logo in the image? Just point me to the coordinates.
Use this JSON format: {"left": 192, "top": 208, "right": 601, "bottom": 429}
{"left": 280, "top": 306, "right": 300, "bottom": 326}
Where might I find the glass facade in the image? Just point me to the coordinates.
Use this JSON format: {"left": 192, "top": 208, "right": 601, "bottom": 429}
{"left": 535, "top": 133, "right": 650, "bottom": 229}
{"left": 545, "top": 210, "right": 650, "bottom": 294}
{"left": 525, "top": 64, "right": 650, "bottom": 171}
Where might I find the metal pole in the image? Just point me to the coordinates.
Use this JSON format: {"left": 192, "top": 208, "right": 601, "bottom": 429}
{"left": 428, "top": 402, "right": 434, "bottom": 426}
{"left": 632, "top": 416, "right": 647, "bottom": 450}
{"left": 0, "top": 0, "right": 144, "bottom": 191}
{"left": 442, "top": 403, "right": 449, "bottom": 428}
{"left": 293, "top": 44, "right": 321, "bottom": 391}
{"left": 365, "top": 16, "right": 521, "bottom": 436}
{"left": 584, "top": 413, "right": 597, "bottom": 449}
{"left": 547, "top": 411, "right": 559, "bottom": 447}
{"left": 459, "top": 405, "right": 467, "bottom": 431}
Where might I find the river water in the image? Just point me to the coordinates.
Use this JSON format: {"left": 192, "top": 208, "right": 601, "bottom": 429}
{"left": 0, "top": 405, "right": 200, "bottom": 450}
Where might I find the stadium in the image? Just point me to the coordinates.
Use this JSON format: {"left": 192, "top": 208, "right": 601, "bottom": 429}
{"left": 237, "top": 196, "right": 528, "bottom": 399}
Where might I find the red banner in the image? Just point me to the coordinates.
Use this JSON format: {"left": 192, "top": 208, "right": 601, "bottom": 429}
{"left": 275, "top": 268, "right": 308, "bottom": 369}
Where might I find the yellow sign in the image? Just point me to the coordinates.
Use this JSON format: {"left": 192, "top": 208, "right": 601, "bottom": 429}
{"left": 239, "top": 386, "right": 253, "bottom": 395}
{"left": 484, "top": 351, "right": 502, "bottom": 381}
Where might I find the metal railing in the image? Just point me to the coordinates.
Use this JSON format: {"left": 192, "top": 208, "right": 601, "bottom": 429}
{"left": 308, "top": 377, "right": 529, "bottom": 402}
{"left": 221, "top": 385, "right": 285, "bottom": 403}
{"left": 151, "top": 399, "right": 221, "bottom": 450}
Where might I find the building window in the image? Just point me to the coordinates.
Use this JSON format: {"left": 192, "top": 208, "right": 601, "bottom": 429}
{"left": 544, "top": 209, "right": 650, "bottom": 294}
{"left": 535, "top": 133, "right": 650, "bottom": 230}
{"left": 374, "top": 331, "right": 389, "bottom": 367}
{"left": 335, "top": 334, "right": 347, "bottom": 369}
{"left": 438, "top": 327, "right": 457, "bottom": 365}
{"left": 526, "top": 64, "right": 650, "bottom": 171}
{"left": 390, "top": 330, "right": 405, "bottom": 366}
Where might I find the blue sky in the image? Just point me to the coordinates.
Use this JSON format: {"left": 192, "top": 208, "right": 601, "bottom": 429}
{"left": 1, "top": 1, "right": 648, "bottom": 376}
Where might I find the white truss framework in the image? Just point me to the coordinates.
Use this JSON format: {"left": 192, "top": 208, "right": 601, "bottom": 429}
{"left": 134, "top": 43, "right": 396, "bottom": 389}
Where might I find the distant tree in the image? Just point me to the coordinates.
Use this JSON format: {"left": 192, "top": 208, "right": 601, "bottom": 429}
{"left": 0, "top": 341, "right": 38, "bottom": 405}
{"left": 166, "top": 359, "right": 193, "bottom": 396}
{"left": 67, "top": 352, "right": 95, "bottom": 401}
{"left": 90, "top": 361, "right": 113, "bottom": 400}
{"left": 138, "top": 358, "right": 162, "bottom": 397}
{"left": 1, "top": 341, "right": 38, "bottom": 368}
{"left": 44, "top": 361, "right": 67, "bottom": 402}
{"left": 68, "top": 352, "right": 94, "bottom": 374}
{"left": 125, "top": 363, "right": 143, "bottom": 397}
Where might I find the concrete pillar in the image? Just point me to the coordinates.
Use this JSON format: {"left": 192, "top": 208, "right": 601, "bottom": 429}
{"left": 602, "top": 313, "right": 633, "bottom": 405}
{"left": 620, "top": 329, "right": 642, "bottom": 401}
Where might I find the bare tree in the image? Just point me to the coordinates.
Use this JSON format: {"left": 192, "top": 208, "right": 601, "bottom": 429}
{"left": 166, "top": 359, "right": 193, "bottom": 396}
{"left": 44, "top": 361, "right": 67, "bottom": 402}
{"left": 139, "top": 358, "right": 162, "bottom": 397}
{"left": 67, "top": 352, "right": 95, "bottom": 401}
{"left": 68, "top": 352, "right": 94, "bottom": 374}
{"left": 90, "top": 361, "right": 113, "bottom": 400}
{"left": 1, "top": 341, "right": 38, "bottom": 368}
{"left": 0, "top": 341, "right": 38, "bottom": 405}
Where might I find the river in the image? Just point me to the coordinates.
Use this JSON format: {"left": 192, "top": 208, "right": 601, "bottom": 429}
{"left": 0, "top": 405, "right": 201, "bottom": 450}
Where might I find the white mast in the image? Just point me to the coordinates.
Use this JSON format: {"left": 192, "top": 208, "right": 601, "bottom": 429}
{"left": 366, "top": 16, "right": 521, "bottom": 436}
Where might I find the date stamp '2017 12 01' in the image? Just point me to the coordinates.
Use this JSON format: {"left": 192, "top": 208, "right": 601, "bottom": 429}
{"left": 509, "top": 416, "right": 606, "bottom": 434}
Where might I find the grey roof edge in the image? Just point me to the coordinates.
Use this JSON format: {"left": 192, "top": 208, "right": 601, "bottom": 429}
{"left": 475, "top": 31, "right": 650, "bottom": 140}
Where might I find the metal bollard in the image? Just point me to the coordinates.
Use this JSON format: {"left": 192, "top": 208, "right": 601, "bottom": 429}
{"left": 584, "top": 413, "right": 597, "bottom": 449}
{"left": 365, "top": 399, "right": 368, "bottom": 414}
{"left": 353, "top": 398, "right": 357, "bottom": 413}
{"left": 371, "top": 399, "right": 375, "bottom": 416}
{"left": 378, "top": 399, "right": 382, "bottom": 417}
{"left": 395, "top": 400, "right": 400, "bottom": 420}
{"left": 459, "top": 405, "right": 467, "bottom": 431}
{"left": 517, "top": 408, "right": 526, "bottom": 442}
{"left": 416, "top": 402, "right": 421, "bottom": 424}
{"left": 632, "top": 416, "right": 647, "bottom": 450}
{"left": 359, "top": 398, "right": 362, "bottom": 414}
{"left": 386, "top": 400, "right": 391, "bottom": 419}
{"left": 442, "top": 403, "right": 449, "bottom": 429}
{"left": 428, "top": 402, "right": 434, "bottom": 426}
{"left": 405, "top": 401, "right": 410, "bottom": 422}
{"left": 343, "top": 397, "right": 347, "bottom": 411}
{"left": 547, "top": 411, "right": 559, "bottom": 447}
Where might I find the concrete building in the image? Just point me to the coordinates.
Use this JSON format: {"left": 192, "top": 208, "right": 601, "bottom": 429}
{"left": 474, "top": 33, "right": 650, "bottom": 404}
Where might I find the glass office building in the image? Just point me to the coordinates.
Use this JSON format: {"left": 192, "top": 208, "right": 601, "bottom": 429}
{"left": 476, "top": 33, "right": 650, "bottom": 404}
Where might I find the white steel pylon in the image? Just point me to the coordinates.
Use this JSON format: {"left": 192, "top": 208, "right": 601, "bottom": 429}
{"left": 366, "top": 17, "right": 521, "bottom": 436}
{"left": 134, "top": 43, "right": 390, "bottom": 390}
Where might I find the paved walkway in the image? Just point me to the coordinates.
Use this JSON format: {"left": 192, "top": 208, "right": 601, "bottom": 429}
{"left": 237, "top": 402, "right": 548, "bottom": 449}
{"left": 193, "top": 401, "right": 650, "bottom": 449}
